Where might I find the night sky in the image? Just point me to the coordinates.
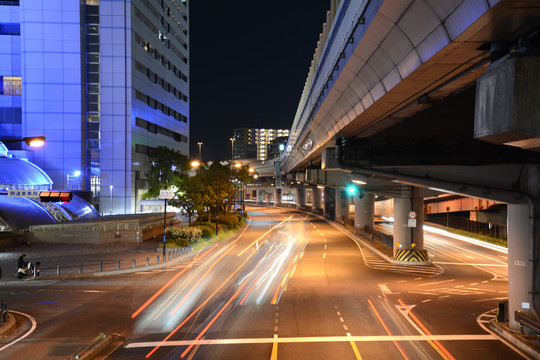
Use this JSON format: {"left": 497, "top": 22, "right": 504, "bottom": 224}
{"left": 189, "top": 1, "right": 331, "bottom": 161}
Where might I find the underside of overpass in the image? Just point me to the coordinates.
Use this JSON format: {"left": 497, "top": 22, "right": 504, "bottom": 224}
{"left": 278, "top": 0, "right": 540, "bottom": 332}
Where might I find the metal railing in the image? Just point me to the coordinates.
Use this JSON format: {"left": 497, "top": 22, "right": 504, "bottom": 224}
{"left": 426, "top": 214, "right": 507, "bottom": 239}
{"left": 39, "top": 246, "right": 192, "bottom": 277}
{"left": 515, "top": 311, "right": 540, "bottom": 344}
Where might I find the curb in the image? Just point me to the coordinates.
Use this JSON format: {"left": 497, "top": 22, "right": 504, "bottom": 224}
{"left": 488, "top": 320, "right": 540, "bottom": 360}
{"left": 0, "top": 313, "right": 17, "bottom": 338}
{"left": 68, "top": 333, "right": 126, "bottom": 360}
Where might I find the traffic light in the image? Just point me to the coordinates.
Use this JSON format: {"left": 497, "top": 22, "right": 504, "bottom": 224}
{"left": 39, "top": 191, "right": 73, "bottom": 203}
{"left": 347, "top": 185, "right": 365, "bottom": 198}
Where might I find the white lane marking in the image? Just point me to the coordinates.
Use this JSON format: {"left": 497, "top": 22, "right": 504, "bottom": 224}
{"left": 126, "top": 334, "right": 497, "bottom": 348}
{"left": 432, "top": 262, "right": 506, "bottom": 267}
{"left": 378, "top": 284, "right": 392, "bottom": 295}
{"left": 427, "top": 245, "right": 507, "bottom": 281}
{"left": 417, "top": 279, "right": 455, "bottom": 287}
{"left": 462, "top": 254, "right": 474, "bottom": 259}
{"left": 0, "top": 310, "right": 37, "bottom": 352}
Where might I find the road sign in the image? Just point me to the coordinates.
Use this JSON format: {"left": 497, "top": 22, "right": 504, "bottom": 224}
{"left": 159, "top": 190, "right": 174, "bottom": 199}
{"left": 408, "top": 218, "right": 417, "bottom": 228}
{"left": 408, "top": 211, "right": 417, "bottom": 219}
{"left": 8, "top": 190, "right": 40, "bottom": 198}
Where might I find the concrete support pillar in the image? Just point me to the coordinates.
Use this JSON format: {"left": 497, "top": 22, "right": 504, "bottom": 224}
{"left": 257, "top": 190, "right": 264, "bottom": 203}
{"left": 354, "top": 192, "right": 375, "bottom": 230}
{"left": 393, "top": 187, "right": 424, "bottom": 252}
{"left": 297, "top": 187, "right": 306, "bottom": 208}
{"left": 274, "top": 188, "right": 282, "bottom": 206}
{"left": 508, "top": 203, "right": 532, "bottom": 329}
{"left": 335, "top": 188, "right": 345, "bottom": 223}
{"left": 313, "top": 186, "right": 322, "bottom": 212}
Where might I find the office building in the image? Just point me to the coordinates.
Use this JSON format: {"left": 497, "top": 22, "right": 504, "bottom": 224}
{"left": 0, "top": 0, "right": 189, "bottom": 214}
{"left": 232, "top": 128, "right": 289, "bottom": 161}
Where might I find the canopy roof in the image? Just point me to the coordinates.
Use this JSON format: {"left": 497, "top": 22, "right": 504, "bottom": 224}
{"left": 0, "top": 157, "right": 53, "bottom": 188}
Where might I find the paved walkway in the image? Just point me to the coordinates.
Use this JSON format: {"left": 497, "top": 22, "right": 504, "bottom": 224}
{"left": 0, "top": 239, "right": 172, "bottom": 281}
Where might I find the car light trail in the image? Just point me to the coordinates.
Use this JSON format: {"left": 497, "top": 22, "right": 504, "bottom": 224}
{"left": 397, "top": 299, "right": 456, "bottom": 360}
{"left": 169, "top": 244, "right": 237, "bottom": 317}
{"left": 237, "top": 215, "right": 293, "bottom": 256}
{"left": 367, "top": 299, "right": 409, "bottom": 360}
{"left": 145, "top": 246, "right": 273, "bottom": 358}
{"left": 131, "top": 244, "right": 220, "bottom": 319}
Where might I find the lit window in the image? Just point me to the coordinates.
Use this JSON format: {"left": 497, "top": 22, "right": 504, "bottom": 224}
{"left": 0, "top": 76, "right": 22, "bottom": 95}
{"left": 86, "top": 0, "right": 99, "bottom": 4}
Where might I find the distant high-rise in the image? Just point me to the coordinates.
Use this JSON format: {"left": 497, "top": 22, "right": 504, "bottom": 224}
{"left": 0, "top": 0, "right": 189, "bottom": 214}
{"left": 232, "top": 128, "right": 289, "bottom": 161}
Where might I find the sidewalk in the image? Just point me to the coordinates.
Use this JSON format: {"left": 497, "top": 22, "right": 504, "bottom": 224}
{"left": 0, "top": 239, "right": 177, "bottom": 281}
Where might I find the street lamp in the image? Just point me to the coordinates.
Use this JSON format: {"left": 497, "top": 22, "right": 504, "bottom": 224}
{"left": 197, "top": 142, "right": 203, "bottom": 161}
{"left": 1, "top": 136, "right": 46, "bottom": 147}
{"left": 229, "top": 137, "right": 235, "bottom": 163}
{"left": 109, "top": 185, "right": 113, "bottom": 215}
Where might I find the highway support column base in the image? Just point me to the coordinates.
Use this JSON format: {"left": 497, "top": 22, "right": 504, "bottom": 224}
{"left": 393, "top": 248, "right": 430, "bottom": 264}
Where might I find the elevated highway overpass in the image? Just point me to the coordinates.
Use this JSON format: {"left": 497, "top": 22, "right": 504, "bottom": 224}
{"left": 270, "top": 0, "right": 540, "bottom": 332}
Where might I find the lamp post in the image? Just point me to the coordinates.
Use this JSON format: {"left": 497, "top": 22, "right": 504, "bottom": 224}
{"left": 229, "top": 137, "right": 235, "bottom": 163}
{"left": 197, "top": 142, "right": 203, "bottom": 161}
{"left": 109, "top": 185, "right": 113, "bottom": 215}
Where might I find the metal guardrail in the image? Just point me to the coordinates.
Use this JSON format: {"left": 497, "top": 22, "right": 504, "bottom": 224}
{"left": 354, "top": 228, "right": 375, "bottom": 244}
{"left": 515, "top": 311, "right": 540, "bottom": 343}
{"left": 39, "top": 246, "right": 192, "bottom": 276}
{"left": 365, "top": 225, "right": 393, "bottom": 248}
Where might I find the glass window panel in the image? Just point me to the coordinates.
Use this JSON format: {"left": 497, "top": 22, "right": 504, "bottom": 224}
{"left": 86, "top": 44, "right": 100, "bottom": 53}
{"left": 87, "top": 63, "right": 100, "bottom": 73}
{"left": 86, "top": 6, "right": 99, "bottom": 15}
{"left": 1, "top": 76, "right": 22, "bottom": 95}
{"left": 86, "top": 0, "right": 99, "bottom": 4}
{"left": 87, "top": 122, "right": 100, "bottom": 131}
{"left": 87, "top": 73, "right": 99, "bottom": 83}
{"left": 87, "top": 139, "right": 100, "bottom": 150}
{"left": 86, "top": 24, "right": 99, "bottom": 34}
{"left": 87, "top": 131, "right": 100, "bottom": 139}
{"left": 86, "top": 15, "right": 99, "bottom": 24}
{"left": 87, "top": 103, "right": 100, "bottom": 112}
{"left": 87, "top": 53, "right": 99, "bottom": 63}
{"left": 87, "top": 84, "right": 99, "bottom": 93}
{"left": 86, "top": 34, "right": 99, "bottom": 44}
{"left": 88, "top": 113, "right": 100, "bottom": 122}
{"left": 87, "top": 94, "right": 99, "bottom": 103}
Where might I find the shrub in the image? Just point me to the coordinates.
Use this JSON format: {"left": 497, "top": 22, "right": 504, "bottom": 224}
{"left": 218, "top": 214, "right": 240, "bottom": 229}
{"left": 165, "top": 226, "right": 202, "bottom": 246}
{"left": 195, "top": 223, "right": 216, "bottom": 238}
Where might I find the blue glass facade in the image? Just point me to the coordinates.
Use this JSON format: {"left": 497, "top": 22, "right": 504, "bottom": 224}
{"left": 0, "top": 0, "right": 190, "bottom": 214}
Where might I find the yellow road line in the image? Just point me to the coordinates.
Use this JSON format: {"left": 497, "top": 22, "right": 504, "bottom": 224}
{"left": 270, "top": 334, "right": 278, "bottom": 360}
{"left": 346, "top": 333, "right": 363, "bottom": 360}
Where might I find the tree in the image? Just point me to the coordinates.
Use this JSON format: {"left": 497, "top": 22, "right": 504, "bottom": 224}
{"left": 142, "top": 146, "right": 190, "bottom": 200}
{"left": 170, "top": 175, "right": 207, "bottom": 225}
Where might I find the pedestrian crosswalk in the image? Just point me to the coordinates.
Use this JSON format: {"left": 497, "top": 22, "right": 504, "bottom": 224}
{"left": 360, "top": 244, "right": 443, "bottom": 277}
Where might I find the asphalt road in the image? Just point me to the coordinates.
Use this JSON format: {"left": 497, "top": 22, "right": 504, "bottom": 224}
{"left": 0, "top": 207, "right": 524, "bottom": 359}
